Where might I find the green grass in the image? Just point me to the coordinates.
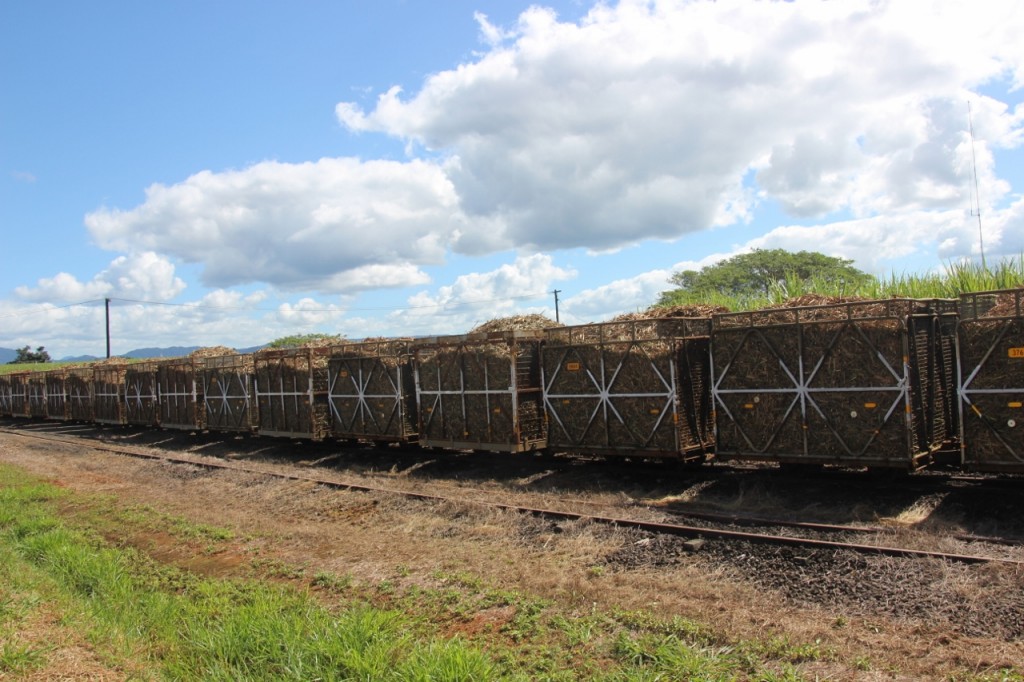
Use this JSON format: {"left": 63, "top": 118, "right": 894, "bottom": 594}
{"left": 3, "top": 462, "right": 1010, "bottom": 680}
{"left": 0, "top": 464, "right": 496, "bottom": 680}
{"left": 0, "top": 356, "right": 157, "bottom": 376}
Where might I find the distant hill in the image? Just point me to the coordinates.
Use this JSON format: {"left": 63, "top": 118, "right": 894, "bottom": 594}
{"left": 0, "top": 348, "right": 17, "bottom": 364}
{"left": 59, "top": 344, "right": 268, "bottom": 362}
{"left": 122, "top": 346, "right": 200, "bottom": 359}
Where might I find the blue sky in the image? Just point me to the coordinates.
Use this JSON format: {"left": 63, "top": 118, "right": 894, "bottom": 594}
{"left": 2, "top": 0, "right": 1023, "bottom": 358}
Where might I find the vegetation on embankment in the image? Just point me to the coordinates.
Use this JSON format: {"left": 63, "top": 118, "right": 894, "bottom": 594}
{"left": 0, "top": 460, "right": 898, "bottom": 681}
{"left": 655, "top": 254, "right": 1024, "bottom": 312}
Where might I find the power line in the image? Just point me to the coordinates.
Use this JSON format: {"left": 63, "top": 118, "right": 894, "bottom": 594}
{"left": 0, "top": 292, "right": 554, "bottom": 319}
{"left": 0, "top": 298, "right": 105, "bottom": 320}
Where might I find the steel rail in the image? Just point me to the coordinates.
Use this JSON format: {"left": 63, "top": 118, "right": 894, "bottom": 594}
{"left": 1, "top": 425, "right": 1021, "bottom": 566}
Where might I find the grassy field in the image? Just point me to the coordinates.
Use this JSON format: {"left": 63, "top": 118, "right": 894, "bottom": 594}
{"left": 0, "top": 461, "right": 885, "bottom": 681}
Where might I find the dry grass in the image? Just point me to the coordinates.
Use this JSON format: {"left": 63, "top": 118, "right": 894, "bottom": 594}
{"left": 1, "top": 428, "right": 1022, "bottom": 679}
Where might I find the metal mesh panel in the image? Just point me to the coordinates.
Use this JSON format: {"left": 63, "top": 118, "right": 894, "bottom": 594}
{"left": 414, "top": 331, "right": 546, "bottom": 452}
{"left": 44, "top": 370, "right": 69, "bottom": 420}
{"left": 93, "top": 365, "right": 127, "bottom": 424}
{"left": 542, "top": 318, "right": 712, "bottom": 459}
{"left": 159, "top": 358, "right": 203, "bottom": 430}
{"left": 327, "top": 340, "right": 417, "bottom": 442}
{"left": 202, "top": 354, "right": 256, "bottom": 432}
{"left": 712, "top": 299, "right": 957, "bottom": 469}
{"left": 254, "top": 348, "right": 330, "bottom": 440}
{"left": 958, "top": 289, "right": 1024, "bottom": 472}
{"left": 125, "top": 363, "right": 160, "bottom": 426}
{"left": 67, "top": 369, "right": 93, "bottom": 421}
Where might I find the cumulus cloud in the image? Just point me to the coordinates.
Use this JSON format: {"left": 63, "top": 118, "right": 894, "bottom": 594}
{"left": 390, "top": 253, "right": 576, "bottom": 334}
{"left": 85, "top": 158, "right": 460, "bottom": 293}
{"left": 14, "top": 252, "right": 186, "bottom": 303}
{"left": 58, "top": 0, "right": 1024, "bottom": 313}
{"left": 339, "top": 0, "right": 1024, "bottom": 255}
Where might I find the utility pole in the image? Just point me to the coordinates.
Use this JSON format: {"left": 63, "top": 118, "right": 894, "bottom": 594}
{"left": 105, "top": 298, "right": 111, "bottom": 358}
{"left": 552, "top": 289, "right": 561, "bottom": 323}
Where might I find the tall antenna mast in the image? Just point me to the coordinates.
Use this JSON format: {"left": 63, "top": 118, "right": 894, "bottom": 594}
{"left": 968, "top": 101, "right": 986, "bottom": 269}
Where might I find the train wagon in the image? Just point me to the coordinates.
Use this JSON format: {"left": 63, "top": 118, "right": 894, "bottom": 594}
{"left": 67, "top": 367, "right": 93, "bottom": 421}
{"left": 27, "top": 373, "right": 47, "bottom": 418}
{"left": 158, "top": 357, "right": 203, "bottom": 430}
{"left": 542, "top": 317, "right": 713, "bottom": 460}
{"left": 413, "top": 330, "right": 546, "bottom": 453}
{"left": 254, "top": 348, "right": 330, "bottom": 440}
{"left": 202, "top": 354, "right": 257, "bottom": 432}
{"left": 125, "top": 362, "right": 161, "bottom": 426}
{"left": 327, "top": 339, "right": 417, "bottom": 443}
{"left": 93, "top": 364, "right": 128, "bottom": 425}
{"left": 44, "top": 369, "right": 69, "bottom": 420}
{"left": 0, "top": 374, "right": 13, "bottom": 417}
{"left": 958, "top": 288, "right": 1024, "bottom": 473}
{"left": 712, "top": 299, "right": 958, "bottom": 470}
{"left": 8, "top": 373, "right": 30, "bottom": 418}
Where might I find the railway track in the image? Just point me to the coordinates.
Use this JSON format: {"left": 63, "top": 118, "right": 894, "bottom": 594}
{"left": 2, "top": 422, "right": 1021, "bottom": 567}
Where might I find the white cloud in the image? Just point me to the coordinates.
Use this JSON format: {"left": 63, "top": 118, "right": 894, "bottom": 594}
{"left": 85, "top": 158, "right": 461, "bottom": 294}
{"left": 275, "top": 297, "right": 346, "bottom": 328}
{"left": 389, "top": 253, "right": 576, "bottom": 334}
{"left": 14, "top": 252, "right": 186, "bottom": 303}
{"left": 338, "top": 0, "right": 1024, "bottom": 256}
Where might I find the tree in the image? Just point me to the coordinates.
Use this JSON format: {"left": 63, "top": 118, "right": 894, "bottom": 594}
{"left": 10, "top": 345, "right": 52, "bottom": 364}
{"left": 657, "top": 249, "right": 873, "bottom": 306}
{"left": 266, "top": 333, "right": 344, "bottom": 350}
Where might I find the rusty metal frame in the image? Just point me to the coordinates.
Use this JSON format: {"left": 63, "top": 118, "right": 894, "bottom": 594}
{"left": 712, "top": 300, "right": 953, "bottom": 468}
{"left": 9, "top": 374, "right": 30, "bottom": 418}
{"left": 44, "top": 370, "right": 69, "bottom": 420}
{"left": 254, "top": 348, "right": 329, "bottom": 440}
{"left": 202, "top": 355, "right": 256, "bottom": 432}
{"left": 0, "top": 375, "right": 11, "bottom": 416}
{"left": 413, "top": 330, "right": 546, "bottom": 453}
{"left": 157, "top": 359, "right": 202, "bottom": 430}
{"left": 542, "top": 342, "right": 681, "bottom": 454}
{"left": 957, "top": 289, "right": 1024, "bottom": 472}
{"left": 327, "top": 341, "right": 415, "bottom": 442}
{"left": 125, "top": 363, "right": 160, "bottom": 426}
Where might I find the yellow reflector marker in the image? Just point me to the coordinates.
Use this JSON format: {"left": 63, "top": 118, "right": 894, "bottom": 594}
{"left": 649, "top": 409, "right": 659, "bottom": 415}
{"left": 864, "top": 402, "right": 877, "bottom": 409}
{"left": 744, "top": 403, "right": 755, "bottom": 409}
{"left": 493, "top": 408, "right": 501, "bottom": 414}
{"left": 1009, "top": 402, "right": 1023, "bottom": 409}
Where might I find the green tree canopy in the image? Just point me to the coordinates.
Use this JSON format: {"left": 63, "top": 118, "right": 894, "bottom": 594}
{"left": 266, "top": 333, "right": 344, "bottom": 349}
{"left": 657, "top": 249, "right": 873, "bottom": 307}
{"left": 10, "top": 345, "right": 51, "bottom": 364}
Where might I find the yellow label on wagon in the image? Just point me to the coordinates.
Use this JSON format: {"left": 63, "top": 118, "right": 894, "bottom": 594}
{"left": 566, "top": 362, "right": 581, "bottom": 371}
{"left": 864, "top": 402, "right": 877, "bottom": 409}
{"left": 493, "top": 408, "right": 502, "bottom": 414}
{"left": 1010, "top": 347, "right": 1024, "bottom": 359}
{"left": 1009, "top": 402, "right": 1023, "bottom": 409}
{"left": 743, "top": 403, "right": 755, "bottom": 409}
{"left": 649, "top": 409, "right": 659, "bottom": 415}
{"left": 339, "top": 371, "right": 349, "bottom": 378}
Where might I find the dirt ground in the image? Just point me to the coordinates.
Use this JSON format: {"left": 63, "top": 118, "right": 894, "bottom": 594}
{"left": 1, "top": 421, "right": 1022, "bottom": 680}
